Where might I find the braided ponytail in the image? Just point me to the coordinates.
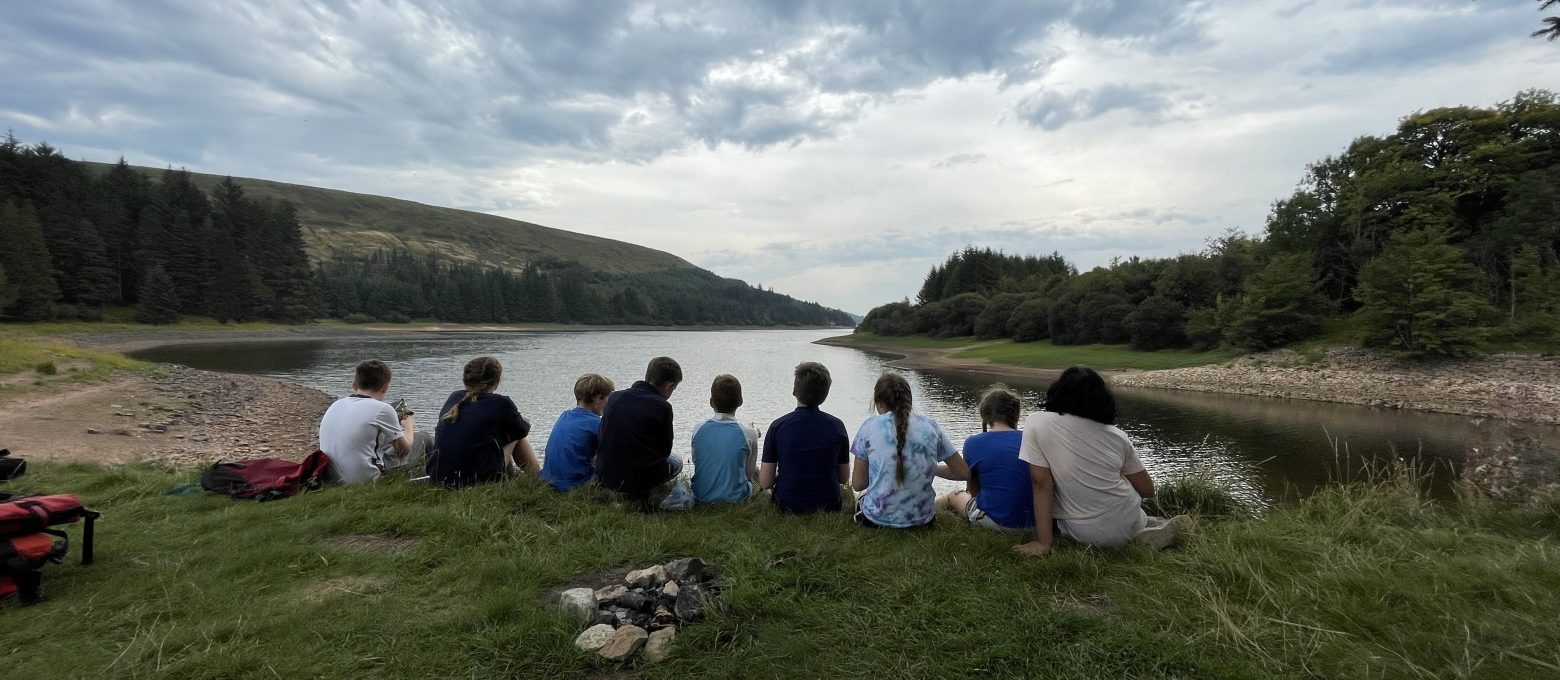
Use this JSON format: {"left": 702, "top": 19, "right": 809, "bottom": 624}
{"left": 873, "top": 373, "right": 914, "bottom": 486}
{"left": 442, "top": 356, "right": 503, "bottom": 423}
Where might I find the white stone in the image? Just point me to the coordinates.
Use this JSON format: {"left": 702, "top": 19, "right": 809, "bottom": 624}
{"left": 574, "top": 624, "right": 617, "bottom": 653}
{"left": 558, "top": 587, "right": 597, "bottom": 624}
{"left": 625, "top": 565, "right": 668, "bottom": 588}
{"left": 594, "top": 584, "right": 628, "bottom": 602}
{"left": 661, "top": 580, "right": 679, "bottom": 599}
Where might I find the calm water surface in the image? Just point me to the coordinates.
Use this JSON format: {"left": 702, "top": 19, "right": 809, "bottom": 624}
{"left": 134, "top": 329, "right": 1514, "bottom": 506}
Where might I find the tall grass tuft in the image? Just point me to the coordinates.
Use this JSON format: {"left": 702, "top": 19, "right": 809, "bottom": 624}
{"left": 1145, "top": 474, "right": 1252, "bottom": 519}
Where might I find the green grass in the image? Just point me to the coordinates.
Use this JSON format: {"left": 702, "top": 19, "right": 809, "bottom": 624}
{"left": 953, "top": 341, "right": 1239, "bottom": 372}
{"left": 0, "top": 337, "right": 146, "bottom": 383}
{"left": 5, "top": 463, "right": 1559, "bottom": 679}
{"left": 824, "top": 333, "right": 1240, "bottom": 371}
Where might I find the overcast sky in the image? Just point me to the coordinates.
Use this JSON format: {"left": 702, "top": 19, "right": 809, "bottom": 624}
{"left": 3, "top": 1, "right": 1555, "bottom": 314}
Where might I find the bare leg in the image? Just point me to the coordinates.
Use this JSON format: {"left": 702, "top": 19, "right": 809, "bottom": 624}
{"left": 937, "top": 490, "right": 974, "bottom": 515}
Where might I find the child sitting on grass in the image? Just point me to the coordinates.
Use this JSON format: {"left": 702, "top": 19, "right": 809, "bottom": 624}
{"left": 690, "top": 374, "right": 760, "bottom": 504}
{"left": 759, "top": 362, "right": 853, "bottom": 514}
{"left": 936, "top": 384, "right": 1034, "bottom": 531}
{"left": 850, "top": 372, "right": 970, "bottom": 529}
{"left": 539, "top": 373, "right": 614, "bottom": 492}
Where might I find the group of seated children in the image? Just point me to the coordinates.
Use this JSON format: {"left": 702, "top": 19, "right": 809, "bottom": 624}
{"left": 316, "top": 356, "right": 1188, "bottom": 553}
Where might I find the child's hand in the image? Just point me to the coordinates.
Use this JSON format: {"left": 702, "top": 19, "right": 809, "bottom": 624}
{"left": 1012, "top": 540, "right": 1050, "bottom": 557}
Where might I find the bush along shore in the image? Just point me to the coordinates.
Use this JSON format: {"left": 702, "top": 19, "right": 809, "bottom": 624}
{"left": 3, "top": 460, "right": 1559, "bottom": 678}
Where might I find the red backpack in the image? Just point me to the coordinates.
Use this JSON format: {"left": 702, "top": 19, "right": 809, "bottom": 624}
{"left": 199, "top": 451, "right": 332, "bottom": 501}
{"left": 0, "top": 494, "right": 99, "bottom": 605}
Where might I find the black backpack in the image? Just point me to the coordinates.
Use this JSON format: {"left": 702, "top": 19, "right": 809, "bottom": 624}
{"left": 0, "top": 449, "right": 24, "bottom": 483}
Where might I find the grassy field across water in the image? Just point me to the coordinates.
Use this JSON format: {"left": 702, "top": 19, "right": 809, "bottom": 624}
{"left": 824, "top": 332, "right": 1240, "bottom": 372}
{"left": 3, "top": 463, "right": 1558, "bottom": 679}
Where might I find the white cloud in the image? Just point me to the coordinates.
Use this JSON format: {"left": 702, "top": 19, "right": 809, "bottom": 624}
{"left": 1, "top": 0, "right": 1553, "bottom": 315}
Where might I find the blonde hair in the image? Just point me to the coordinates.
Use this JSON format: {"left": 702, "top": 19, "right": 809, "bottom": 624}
{"left": 977, "top": 384, "right": 1022, "bottom": 431}
{"left": 573, "top": 373, "right": 614, "bottom": 403}
{"left": 442, "top": 356, "right": 503, "bottom": 423}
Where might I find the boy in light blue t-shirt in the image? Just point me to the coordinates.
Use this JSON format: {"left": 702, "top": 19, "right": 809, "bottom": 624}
{"left": 690, "top": 374, "right": 759, "bottom": 504}
{"left": 540, "top": 373, "right": 614, "bottom": 492}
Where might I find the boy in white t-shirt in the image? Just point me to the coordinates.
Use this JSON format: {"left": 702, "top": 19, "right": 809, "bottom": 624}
{"left": 317, "top": 360, "right": 420, "bottom": 484}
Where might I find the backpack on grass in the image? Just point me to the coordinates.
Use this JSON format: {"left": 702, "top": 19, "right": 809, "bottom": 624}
{"left": 0, "top": 494, "right": 99, "bottom": 605}
{"left": 200, "top": 450, "right": 332, "bottom": 501}
{"left": 0, "top": 448, "right": 24, "bottom": 482}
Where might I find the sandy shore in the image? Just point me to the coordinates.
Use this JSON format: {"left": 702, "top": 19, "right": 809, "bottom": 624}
{"left": 0, "top": 366, "right": 335, "bottom": 467}
{"left": 817, "top": 336, "right": 1560, "bottom": 424}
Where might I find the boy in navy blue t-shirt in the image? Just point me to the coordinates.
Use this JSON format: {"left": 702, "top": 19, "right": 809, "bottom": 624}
{"left": 759, "top": 362, "right": 851, "bottom": 514}
{"left": 540, "top": 373, "right": 614, "bottom": 491}
{"left": 936, "top": 385, "right": 1034, "bottom": 530}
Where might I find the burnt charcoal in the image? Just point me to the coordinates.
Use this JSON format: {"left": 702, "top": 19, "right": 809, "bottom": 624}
{"left": 674, "top": 584, "right": 706, "bottom": 622}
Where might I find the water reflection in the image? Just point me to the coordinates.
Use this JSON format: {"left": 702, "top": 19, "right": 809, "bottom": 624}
{"left": 134, "top": 330, "right": 1539, "bottom": 507}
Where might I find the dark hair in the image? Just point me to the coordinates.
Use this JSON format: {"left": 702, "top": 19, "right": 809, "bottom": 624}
{"left": 977, "top": 384, "right": 1021, "bottom": 431}
{"left": 573, "top": 373, "right": 614, "bottom": 403}
{"left": 710, "top": 374, "right": 743, "bottom": 413}
{"left": 645, "top": 356, "right": 682, "bottom": 388}
{"left": 1041, "top": 366, "right": 1117, "bottom": 425}
{"left": 443, "top": 356, "right": 503, "bottom": 423}
{"left": 872, "top": 372, "right": 913, "bottom": 486}
{"left": 353, "top": 360, "right": 392, "bottom": 393}
{"left": 793, "top": 362, "right": 832, "bottom": 407}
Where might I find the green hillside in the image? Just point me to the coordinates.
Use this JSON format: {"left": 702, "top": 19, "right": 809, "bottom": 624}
{"left": 87, "top": 162, "right": 694, "bottom": 276}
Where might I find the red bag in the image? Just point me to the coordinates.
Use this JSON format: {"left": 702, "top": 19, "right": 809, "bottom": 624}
{"left": 0, "top": 494, "right": 93, "bottom": 535}
{"left": 0, "top": 494, "right": 100, "bottom": 605}
{"left": 199, "top": 451, "right": 332, "bottom": 501}
{"left": 0, "top": 531, "right": 69, "bottom": 604}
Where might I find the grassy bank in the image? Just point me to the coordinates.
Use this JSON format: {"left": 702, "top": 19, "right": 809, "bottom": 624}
{"left": 825, "top": 332, "right": 1239, "bottom": 371}
{"left": 0, "top": 337, "right": 146, "bottom": 388}
{"left": 4, "top": 463, "right": 1558, "bottom": 678}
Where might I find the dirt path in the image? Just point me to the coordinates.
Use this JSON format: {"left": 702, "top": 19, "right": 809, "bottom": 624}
{"left": 0, "top": 366, "right": 334, "bottom": 466}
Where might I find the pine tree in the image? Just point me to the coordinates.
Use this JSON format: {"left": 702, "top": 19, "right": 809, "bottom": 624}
{"left": 0, "top": 201, "right": 60, "bottom": 320}
{"left": 134, "top": 266, "right": 180, "bottom": 325}
{"left": 62, "top": 219, "right": 119, "bottom": 307}
{"left": 1356, "top": 228, "right": 1495, "bottom": 357}
{"left": 0, "top": 262, "right": 16, "bottom": 311}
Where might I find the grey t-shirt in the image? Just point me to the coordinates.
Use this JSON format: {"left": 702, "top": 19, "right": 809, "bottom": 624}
{"left": 318, "top": 394, "right": 403, "bottom": 484}
{"left": 1018, "top": 411, "right": 1146, "bottom": 531}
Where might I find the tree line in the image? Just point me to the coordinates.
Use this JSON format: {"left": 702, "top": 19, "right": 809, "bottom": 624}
{"left": 0, "top": 136, "right": 853, "bottom": 327}
{"left": 0, "top": 136, "right": 319, "bottom": 323}
{"left": 316, "top": 250, "right": 854, "bottom": 326}
{"left": 860, "top": 90, "right": 1560, "bottom": 357}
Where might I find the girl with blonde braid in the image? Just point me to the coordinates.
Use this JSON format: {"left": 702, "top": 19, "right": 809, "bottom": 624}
{"left": 427, "top": 356, "right": 540, "bottom": 487}
{"left": 849, "top": 372, "right": 970, "bottom": 528}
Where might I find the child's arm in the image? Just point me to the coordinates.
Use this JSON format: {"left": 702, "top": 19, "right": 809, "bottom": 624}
{"left": 850, "top": 457, "right": 869, "bottom": 492}
{"left": 1014, "top": 464, "right": 1054, "bottom": 557}
{"left": 759, "top": 463, "right": 777, "bottom": 490}
{"left": 1125, "top": 470, "right": 1154, "bottom": 499}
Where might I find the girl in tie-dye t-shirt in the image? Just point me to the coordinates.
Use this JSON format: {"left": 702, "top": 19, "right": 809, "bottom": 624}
{"left": 850, "top": 373, "right": 970, "bottom": 528}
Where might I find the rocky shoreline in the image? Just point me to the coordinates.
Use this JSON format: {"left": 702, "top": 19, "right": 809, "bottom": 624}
{"left": 1112, "top": 347, "right": 1560, "bottom": 425}
{"left": 817, "top": 336, "right": 1560, "bottom": 425}
{"left": 0, "top": 365, "right": 335, "bottom": 467}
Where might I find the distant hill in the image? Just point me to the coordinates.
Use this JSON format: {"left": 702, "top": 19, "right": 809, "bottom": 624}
{"left": 86, "top": 162, "right": 694, "bottom": 276}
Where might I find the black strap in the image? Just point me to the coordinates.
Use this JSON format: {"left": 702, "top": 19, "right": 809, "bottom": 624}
{"left": 81, "top": 510, "right": 99, "bottom": 566}
{"left": 15, "top": 570, "right": 42, "bottom": 605}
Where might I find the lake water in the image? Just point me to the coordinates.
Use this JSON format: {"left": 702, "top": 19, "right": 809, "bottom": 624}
{"left": 133, "top": 329, "right": 1507, "bottom": 506}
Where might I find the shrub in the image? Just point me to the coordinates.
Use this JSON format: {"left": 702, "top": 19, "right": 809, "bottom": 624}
{"left": 34, "top": 361, "right": 57, "bottom": 376}
{"left": 341, "top": 313, "right": 376, "bottom": 324}
{"left": 1124, "top": 295, "right": 1188, "bottom": 350}
{"left": 380, "top": 311, "right": 412, "bottom": 324}
{"left": 1009, "top": 297, "right": 1052, "bottom": 342}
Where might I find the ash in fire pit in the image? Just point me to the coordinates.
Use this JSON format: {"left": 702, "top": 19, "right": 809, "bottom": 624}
{"left": 560, "top": 557, "right": 721, "bottom": 663}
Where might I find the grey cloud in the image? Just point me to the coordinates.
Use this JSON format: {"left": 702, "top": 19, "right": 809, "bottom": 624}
{"left": 1309, "top": 1, "right": 1532, "bottom": 75}
{"left": 1015, "top": 83, "right": 1182, "bottom": 130}
{"left": 2, "top": 0, "right": 1217, "bottom": 169}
